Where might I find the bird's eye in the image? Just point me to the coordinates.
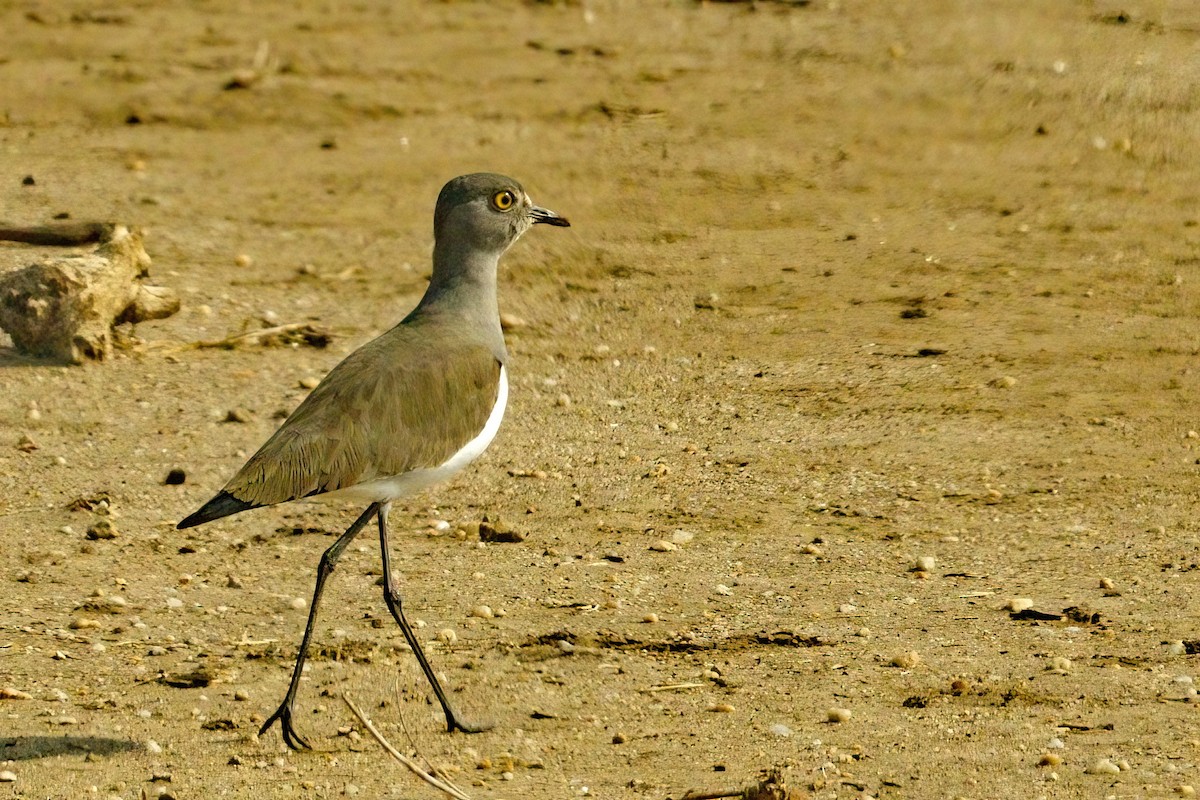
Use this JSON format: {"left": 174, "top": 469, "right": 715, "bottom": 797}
{"left": 492, "top": 191, "right": 515, "bottom": 211}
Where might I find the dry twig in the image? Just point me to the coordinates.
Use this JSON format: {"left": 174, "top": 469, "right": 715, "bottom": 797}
{"left": 342, "top": 692, "right": 471, "bottom": 800}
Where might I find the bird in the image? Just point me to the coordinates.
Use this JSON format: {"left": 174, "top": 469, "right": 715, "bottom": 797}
{"left": 177, "top": 173, "right": 570, "bottom": 750}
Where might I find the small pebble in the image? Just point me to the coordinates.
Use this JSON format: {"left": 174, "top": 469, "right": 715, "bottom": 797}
{"left": 1047, "top": 737, "right": 1065, "bottom": 749}
{"left": 234, "top": 690, "right": 250, "bottom": 701}
{"left": 826, "top": 707, "right": 851, "bottom": 723}
{"left": 611, "top": 732, "right": 627, "bottom": 744}
{"left": 837, "top": 603, "right": 857, "bottom": 614}
{"left": 1099, "top": 577, "right": 1115, "bottom": 590}
{"left": 289, "top": 597, "right": 307, "bottom": 610}
{"left": 1169, "top": 641, "right": 1187, "bottom": 656}
{"left": 641, "top": 613, "right": 659, "bottom": 624}
{"left": 800, "top": 543, "right": 822, "bottom": 555}
{"left": 499, "top": 312, "right": 527, "bottom": 330}
{"left": 855, "top": 627, "right": 871, "bottom": 638}
{"left": 165, "top": 597, "right": 184, "bottom": 609}
{"left": 556, "top": 393, "right": 572, "bottom": 408}
{"left": 649, "top": 540, "right": 677, "bottom": 552}
{"left": 1005, "top": 598, "right": 1034, "bottom": 613}
{"left": 469, "top": 605, "right": 494, "bottom": 619}
{"left": 990, "top": 375, "right": 1018, "bottom": 388}
{"left": 226, "top": 575, "right": 244, "bottom": 589}
{"left": 234, "top": 253, "right": 253, "bottom": 268}
{"left": 708, "top": 703, "right": 735, "bottom": 713}
{"left": 1038, "top": 753, "right": 1063, "bottom": 767}
{"left": 0, "top": 771, "right": 14, "bottom": 783}
{"left": 1084, "top": 758, "right": 1121, "bottom": 775}
{"left": 714, "top": 584, "right": 733, "bottom": 596}
{"left": 437, "top": 629, "right": 458, "bottom": 645}
{"left": 0, "top": 688, "right": 31, "bottom": 700}
{"left": 891, "top": 651, "right": 921, "bottom": 669}
{"left": 1048, "top": 656, "right": 1072, "bottom": 674}
{"left": 299, "top": 376, "right": 320, "bottom": 390}
{"left": 224, "top": 408, "right": 252, "bottom": 424}
{"left": 911, "top": 556, "right": 936, "bottom": 572}
{"left": 1176, "top": 785, "right": 1196, "bottom": 797}
{"left": 86, "top": 519, "right": 119, "bottom": 540}
{"left": 500, "top": 771, "right": 514, "bottom": 781}
{"left": 768, "top": 723, "right": 792, "bottom": 738}
{"left": 671, "top": 530, "right": 695, "bottom": 545}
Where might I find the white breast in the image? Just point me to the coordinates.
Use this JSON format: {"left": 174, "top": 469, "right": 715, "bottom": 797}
{"left": 325, "top": 365, "right": 509, "bottom": 504}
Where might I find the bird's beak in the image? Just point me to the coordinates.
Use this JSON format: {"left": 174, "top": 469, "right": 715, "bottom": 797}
{"left": 531, "top": 205, "right": 571, "bottom": 227}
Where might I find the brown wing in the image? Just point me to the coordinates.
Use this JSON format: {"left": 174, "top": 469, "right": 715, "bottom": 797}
{"left": 220, "top": 321, "right": 501, "bottom": 508}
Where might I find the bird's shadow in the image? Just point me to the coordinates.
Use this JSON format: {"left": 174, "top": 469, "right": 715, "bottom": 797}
{"left": 0, "top": 736, "right": 141, "bottom": 760}
{"left": 0, "top": 345, "right": 70, "bottom": 368}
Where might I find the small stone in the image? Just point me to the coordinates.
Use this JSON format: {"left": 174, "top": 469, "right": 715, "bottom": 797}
{"left": 826, "top": 707, "right": 851, "bottom": 723}
{"left": 557, "top": 639, "right": 575, "bottom": 654}
{"left": 1047, "top": 737, "right": 1065, "bottom": 749}
{"left": 1084, "top": 758, "right": 1121, "bottom": 775}
{"left": 234, "top": 254, "right": 253, "bottom": 268}
{"left": 479, "top": 516, "right": 525, "bottom": 543}
{"left": 226, "top": 575, "right": 244, "bottom": 589}
{"left": 0, "top": 771, "right": 14, "bottom": 782}
{"left": 224, "top": 408, "right": 252, "bottom": 423}
{"left": 146, "top": 740, "right": 163, "bottom": 754}
{"left": 500, "top": 771, "right": 514, "bottom": 781}
{"left": 694, "top": 292, "right": 720, "bottom": 310}
{"left": 989, "top": 375, "right": 1018, "bottom": 389}
{"left": 0, "top": 688, "right": 31, "bottom": 700}
{"left": 85, "top": 519, "right": 119, "bottom": 540}
{"left": 1005, "top": 598, "right": 1034, "bottom": 613}
{"left": 499, "top": 312, "right": 527, "bottom": 330}
{"left": 1048, "top": 656, "right": 1072, "bottom": 674}
{"left": 891, "top": 651, "right": 921, "bottom": 669}
{"left": 1038, "top": 753, "right": 1063, "bottom": 767}
{"left": 299, "top": 376, "right": 321, "bottom": 390}
{"left": 289, "top": 597, "right": 307, "bottom": 610}
{"left": 800, "top": 543, "right": 823, "bottom": 556}
{"left": 555, "top": 393, "right": 572, "bottom": 408}
{"left": 1169, "top": 641, "right": 1188, "bottom": 656}
{"left": 911, "top": 556, "right": 936, "bottom": 572}
{"left": 163, "top": 468, "right": 186, "bottom": 485}
{"left": 837, "top": 603, "right": 858, "bottom": 614}
{"left": 166, "top": 597, "right": 184, "bottom": 609}
{"left": 437, "top": 629, "right": 457, "bottom": 645}
{"left": 1175, "top": 785, "right": 1196, "bottom": 797}
{"left": 768, "top": 723, "right": 792, "bottom": 737}
{"left": 670, "top": 530, "right": 695, "bottom": 545}
{"left": 714, "top": 584, "right": 733, "bottom": 596}
{"left": 1099, "top": 577, "right": 1115, "bottom": 590}
{"left": 16, "top": 434, "right": 38, "bottom": 453}
{"left": 611, "top": 732, "right": 627, "bottom": 744}
{"left": 234, "top": 690, "right": 250, "bottom": 701}
{"left": 641, "top": 613, "right": 659, "bottom": 624}
{"left": 708, "top": 702, "right": 735, "bottom": 713}
{"left": 470, "top": 605, "right": 494, "bottom": 619}
{"left": 649, "top": 540, "right": 677, "bottom": 552}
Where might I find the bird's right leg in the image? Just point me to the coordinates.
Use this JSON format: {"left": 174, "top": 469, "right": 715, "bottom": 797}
{"left": 259, "top": 502, "right": 381, "bottom": 750}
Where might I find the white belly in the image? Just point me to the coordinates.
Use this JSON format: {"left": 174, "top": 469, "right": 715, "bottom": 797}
{"left": 323, "top": 365, "right": 509, "bottom": 504}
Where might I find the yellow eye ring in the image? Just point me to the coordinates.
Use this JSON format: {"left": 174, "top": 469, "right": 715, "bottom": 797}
{"left": 492, "top": 190, "right": 516, "bottom": 211}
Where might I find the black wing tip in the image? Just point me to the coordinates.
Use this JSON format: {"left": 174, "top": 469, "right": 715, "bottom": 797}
{"left": 177, "top": 491, "right": 259, "bottom": 529}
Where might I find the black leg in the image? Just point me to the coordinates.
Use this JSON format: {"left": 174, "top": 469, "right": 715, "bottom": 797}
{"left": 260, "top": 502, "right": 381, "bottom": 749}
{"left": 377, "top": 502, "right": 493, "bottom": 734}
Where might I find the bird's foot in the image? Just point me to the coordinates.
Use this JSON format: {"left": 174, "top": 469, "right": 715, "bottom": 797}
{"left": 259, "top": 701, "right": 312, "bottom": 750}
{"left": 447, "top": 713, "right": 494, "bottom": 734}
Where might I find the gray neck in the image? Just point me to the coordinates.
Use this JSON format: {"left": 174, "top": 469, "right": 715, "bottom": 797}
{"left": 407, "top": 237, "right": 507, "bottom": 361}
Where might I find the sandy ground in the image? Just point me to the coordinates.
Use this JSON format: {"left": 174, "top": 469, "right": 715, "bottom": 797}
{"left": 2, "top": 1, "right": 1200, "bottom": 798}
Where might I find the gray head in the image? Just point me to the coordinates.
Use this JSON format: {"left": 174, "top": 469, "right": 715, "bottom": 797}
{"left": 433, "top": 173, "right": 569, "bottom": 257}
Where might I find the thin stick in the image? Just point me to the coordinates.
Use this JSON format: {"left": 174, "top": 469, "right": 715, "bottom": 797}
{"left": 641, "top": 682, "right": 705, "bottom": 693}
{"left": 191, "top": 322, "right": 330, "bottom": 350}
{"left": 342, "top": 692, "right": 471, "bottom": 800}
